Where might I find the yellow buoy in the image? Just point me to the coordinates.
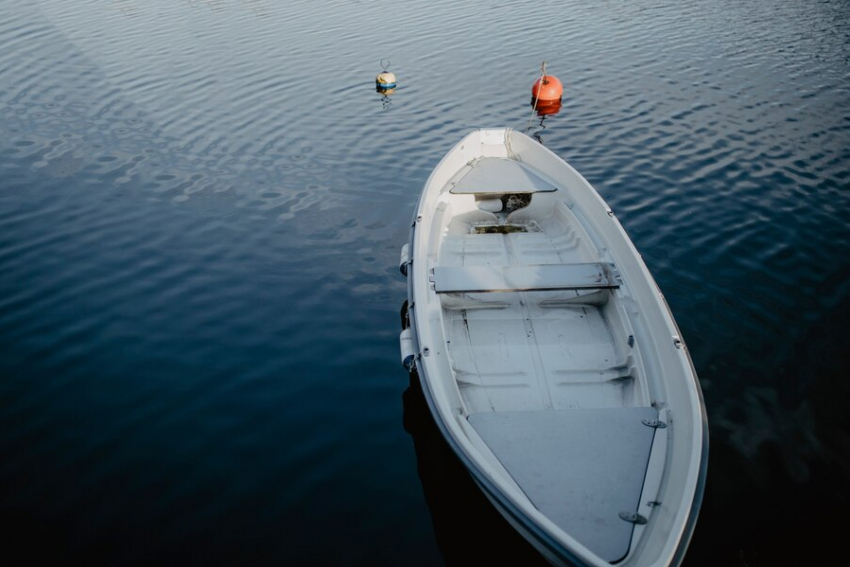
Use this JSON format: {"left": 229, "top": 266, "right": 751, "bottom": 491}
{"left": 376, "top": 59, "right": 396, "bottom": 93}
{"left": 376, "top": 71, "right": 396, "bottom": 89}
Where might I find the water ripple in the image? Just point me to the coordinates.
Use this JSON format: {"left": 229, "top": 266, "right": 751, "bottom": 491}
{"left": 1, "top": 0, "right": 849, "bottom": 564}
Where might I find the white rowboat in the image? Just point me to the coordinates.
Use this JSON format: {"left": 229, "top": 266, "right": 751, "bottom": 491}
{"left": 399, "top": 129, "right": 707, "bottom": 566}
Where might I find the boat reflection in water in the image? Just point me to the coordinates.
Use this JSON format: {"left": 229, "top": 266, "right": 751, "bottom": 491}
{"left": 402, "top": 371, "right": 549, "bottom": 566}
{"left": 376, "top": 83, "right": 395, "bottom": 111}
{"left": 529, "top": 97, "right": 562, "bottom": 144}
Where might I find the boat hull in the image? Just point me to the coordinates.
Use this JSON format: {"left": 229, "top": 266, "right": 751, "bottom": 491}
{"left": 400, "top": 129, "right": 707, "bottom": 566}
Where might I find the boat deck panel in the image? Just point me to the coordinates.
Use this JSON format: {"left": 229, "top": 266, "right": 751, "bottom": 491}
{"left": 450, "top": 157, "right": 557, "bottom": 194}
{"left": 468, "top": 407, "right": 658, "bottom": 562}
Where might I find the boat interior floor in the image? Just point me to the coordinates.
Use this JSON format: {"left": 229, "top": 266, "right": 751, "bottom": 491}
{"left": 436, "top": 200, "right": 658, "bottom": 561}
{"left": 439, "top": 202, "right": 640, "bottom": 414}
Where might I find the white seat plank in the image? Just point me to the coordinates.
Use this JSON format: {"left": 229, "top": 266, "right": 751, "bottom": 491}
{"left": 433, "top": 263, "right": 619, "bottom": 294}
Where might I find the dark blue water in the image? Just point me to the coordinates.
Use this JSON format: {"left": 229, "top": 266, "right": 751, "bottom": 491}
{"left": 1, "top": 0, "right": 848, "bottom": 564}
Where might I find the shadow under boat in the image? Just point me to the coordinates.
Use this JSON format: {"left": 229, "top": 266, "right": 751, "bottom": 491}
{"left": 402, "top": 369, "right": 551, "bottom": 566}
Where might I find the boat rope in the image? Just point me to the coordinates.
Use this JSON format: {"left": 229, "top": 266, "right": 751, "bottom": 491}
{"left": 524, "top": 61, "right": 547, "bottom": 136}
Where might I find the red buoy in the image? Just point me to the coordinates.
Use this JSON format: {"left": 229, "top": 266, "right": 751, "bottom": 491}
{"left": 531, "top": 75, "right": 563, "bottom": 103}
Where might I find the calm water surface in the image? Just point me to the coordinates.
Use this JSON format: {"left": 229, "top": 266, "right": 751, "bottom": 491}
{"left": 1, "top": 0, "right": 848, "bottom": 564}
